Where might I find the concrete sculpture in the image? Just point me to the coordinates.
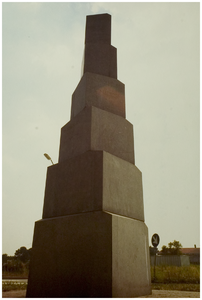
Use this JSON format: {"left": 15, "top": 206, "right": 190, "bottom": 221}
{"left": 26, "top": 13, "right": 151, "bottom": 297}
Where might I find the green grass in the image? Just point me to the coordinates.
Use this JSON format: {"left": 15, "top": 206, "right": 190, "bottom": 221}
{"left": 152, "top": 283, "right": 200, "bottom": 292}
{"left": 151, "top": 265, "right": 200, "bottom": 292}
{"left": 151, "top": 264, "right": 200, "bottom": 292}
{"left": 151, "top": 265, "right": 200, "bottom": 284}
{"left": 2, "top": 271, "right": 28, "bottom": 279}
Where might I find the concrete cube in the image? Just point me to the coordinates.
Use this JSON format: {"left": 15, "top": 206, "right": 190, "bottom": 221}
{"left": 43, "top": 151, "right": 144, "bottom": 221}
{"left": 83, "top": 43, "right": 117, "bottom": 79}
{"left": 71, "top": 72, "right": 125, "bottom": 119}
{"left": 83, "top": 13, "right": 117, "bottom": 78}
{"left": 59, "top": 106, "right": 134, "bottom": 164}
{"left": 26, "top": 211, "right": 151, "bottom": 298}
{"left": 85, "top": 13, "right": 111, "bottom": 44}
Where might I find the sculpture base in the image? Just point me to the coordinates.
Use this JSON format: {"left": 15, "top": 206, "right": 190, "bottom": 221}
{"left": 26, "top": 211, "right": 151, "bottom": 298}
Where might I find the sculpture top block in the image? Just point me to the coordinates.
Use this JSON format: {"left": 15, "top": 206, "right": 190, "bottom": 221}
{"left": 85, "top": 13, "right": 111, "bottom": 44}
{"left": 83, "top": 13, "right": 117, "bottom": 79}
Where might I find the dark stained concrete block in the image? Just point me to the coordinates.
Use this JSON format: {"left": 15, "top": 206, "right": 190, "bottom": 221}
{"left": 43, "top": 151, "right": 103, "bottom": 219}
{"left": 71, "top": 72, "right": 125, "bottom": 119}
{"left": 83, "top": 44, "right": 117, "bottom": 78}
{"left": 112, "top": 214, "right": 151, "bottom": 297}
{"left": 59, "top": 106, "right": 134, "bottom": 164}
{"left": 85, "top": 14, "right": 111, "bottom": 44}
{"left": 26, "top": 211, "right": 112, "bottom": 298}
{"left": 26, "top": 211, "right": 151, "bottom": 298}
{"left": 83, "top": 14, "right": 117, "bottom": 78}
{"left": 59, "top": 107, "right": 92, "bottom": 162}
{"left": 43, "top": 151, "right": 144, "bottom": 221}
{"left": 103, "top": 152, "right": 144, "bottom": 221}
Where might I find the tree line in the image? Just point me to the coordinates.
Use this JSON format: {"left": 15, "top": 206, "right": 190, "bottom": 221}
{"left": 2, "top": 247, "right": 31, "bottom": 274}
{"left": 3, "top": 240, "right": 182, "bottom": 273}
{"left": 150, "top": 240, "right": 182, "bottom": 256}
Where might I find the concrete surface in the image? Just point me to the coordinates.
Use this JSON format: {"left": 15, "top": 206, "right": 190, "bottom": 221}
{"left": 83, "top": 13, "right": 117, "bottom": 78}
{"left": 27, "top": 211, "right": 112, "bottom": 297}
{"left": 85, "top": 13, "right": 111, "bottom": 44}
{"left": 26, "top": 211, "right": 150, "bottom": 297}
{"left": 83, "top": 44, "right": 117, "bottom": 79}
{"left": 103, "top": 152, "right": 144, "bottom": 221}
{"left": 59, "top": 106, "right": 134, "bottom": 164}
{"left": 111, "top": 214, "right": 151, "bottom": 297}
{"left": 71, "top": 72, "right": 125, "bottom": 119}
{"left": 43, "top": 151, "right": 103, "bottom": 218}
{"left": 43, "top": 151, "right": 144, "bottom": 220}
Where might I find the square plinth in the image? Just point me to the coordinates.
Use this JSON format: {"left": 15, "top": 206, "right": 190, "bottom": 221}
{"left": 71, "top": 72, "right": 125, "bottom": 119}
{"left": 26, "top": 211, "right": 151, "bottom": 298}
{"left": 59, "top": 106, "right": 134, "bottom": 164}
{"left": 43, "top": 151, "right": 144, "bottom": 221}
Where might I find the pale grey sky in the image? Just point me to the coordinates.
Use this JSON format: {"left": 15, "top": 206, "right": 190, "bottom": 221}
{"left": 2, "top": 2, "right": 200, "bottom": 255}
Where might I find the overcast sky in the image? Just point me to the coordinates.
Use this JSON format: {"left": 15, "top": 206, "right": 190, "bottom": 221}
{"left": 2, "top": 2, "right": 200, "bottom": 255}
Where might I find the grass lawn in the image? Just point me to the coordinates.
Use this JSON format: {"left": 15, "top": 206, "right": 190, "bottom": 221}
{"left": 2, "top": 271, "right": 28, "bottom": 279}
{"left": 2, "top": 265, "right": 200, "bottom": 292}
{"left": 151, "top": 264, "right": 200, "bottom": 292}
{"left": 152, "top": 283, "right": 200, "bottom": 292}
{"left": 151, "top": 264, "right": 200, "bottom": 283}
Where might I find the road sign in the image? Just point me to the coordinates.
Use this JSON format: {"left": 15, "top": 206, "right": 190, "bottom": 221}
{"left": 152, "top": 233, "right": 160, "bottom": 247}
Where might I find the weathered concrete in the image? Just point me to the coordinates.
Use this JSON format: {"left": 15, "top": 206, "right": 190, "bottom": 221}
{"left": 85, "top": 13, "right": 111, "bottom": 44}
{"left": 26, "top": 212, "right": 112, "bottom": 298}
{"left": 83, "top": 13, "right": 117, "bottom": 78}
{"left": 71, "top": 72, "right": 125, "bottom": 119}
{"left": 43, "top": 151, "right": 144, "bottom": 221}
{"left": 112, "top": 215, "right": 151, "bottom": 297}
{"left": 103, "top": 152, "right": 144, "bottom": 221}
{"left": 26, "top": 211, "right": 150, "bottom": 298}
{"left": 83, "top": 44, "right": 117, "bottom": 79}
{"left": 60, "top": 106, "right": 134, "bottom": 164}
{"left": 43, "top": 151, "right": 103, "bottom": 219}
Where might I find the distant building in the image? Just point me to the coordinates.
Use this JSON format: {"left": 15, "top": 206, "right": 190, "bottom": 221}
{"left": 150, "top": 255, "right": 190, "bottom": 266}
{"left": 180, "top": 247, "right": 200, "bottom": 264}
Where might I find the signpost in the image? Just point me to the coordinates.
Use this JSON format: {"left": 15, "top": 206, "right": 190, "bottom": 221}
{"left": 151, "top": 233, "right": 160, "bottom": 282}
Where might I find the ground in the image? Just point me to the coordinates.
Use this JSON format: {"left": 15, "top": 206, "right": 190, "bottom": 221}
{"left": 2, "top": 290, "right": 200, "bottom": 298}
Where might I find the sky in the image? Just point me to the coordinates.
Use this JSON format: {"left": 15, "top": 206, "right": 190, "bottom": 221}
{"left": 2, "top": 2, "right": 200, "bottom": 256}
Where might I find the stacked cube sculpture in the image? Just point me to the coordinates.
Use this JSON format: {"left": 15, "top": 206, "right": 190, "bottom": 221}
{"left": 26, "top": 13, "right": 151, "bottom": 298}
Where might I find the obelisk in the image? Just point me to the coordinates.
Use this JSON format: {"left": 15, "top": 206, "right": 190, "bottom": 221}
{"left": 26, "top": 13, "right": 151, "bottom": 297}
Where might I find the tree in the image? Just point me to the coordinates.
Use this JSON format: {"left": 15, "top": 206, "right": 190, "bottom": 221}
{"left": 2, "top": 254, "right": 8, "bottom": 264}
{"left": 2, "top": 254, "right": 15, "bottom": 264}
{"left": 3, "top": 259, "right": 23, "bottom": 273}
{"left": 14, "top": 247, "right": 31, "bottom": 263}
{"left": 161, "top": 240, "right": 182, "bottom": 255}
{"left": 161, "top": 245, "right": 169, "bottom": 255}
{"left": 2, "top": 247, "right": 32, "bottom": 274}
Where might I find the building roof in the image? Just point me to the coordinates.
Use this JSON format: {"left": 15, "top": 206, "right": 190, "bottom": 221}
{"left": 180, "top": 248, "right": 200, "bottom": 255}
